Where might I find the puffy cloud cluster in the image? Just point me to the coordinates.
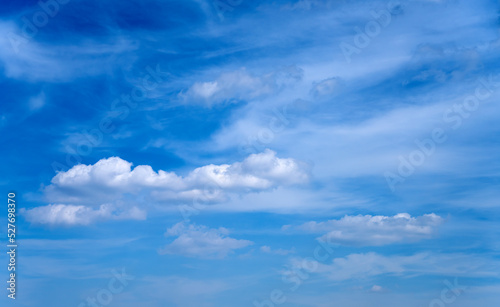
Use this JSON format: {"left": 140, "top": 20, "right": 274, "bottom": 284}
{"left": 47, "top": 149, "right": 309, "bottom": 202}
{"left": 24, "top": 150, "right": 309, "bottom": 225}
{"left": 159, "top": 222, "right": 253, "bottom": 258}
{"left": 287, "top": 213, "right": 443, "bottom": 246}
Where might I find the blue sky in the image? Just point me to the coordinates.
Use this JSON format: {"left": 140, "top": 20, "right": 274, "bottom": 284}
{"left": 1, "top": 0, "right": 500, "bottom": 306}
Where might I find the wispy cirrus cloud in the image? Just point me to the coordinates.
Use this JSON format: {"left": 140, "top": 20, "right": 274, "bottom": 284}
{"left": 0, "top": 21, "right": 137, "bottom": 82}
{"left": 179, "top": 66, "right": 303, "bottom": 106}
{"left": 21, "top": 203, "right": 146, "bottom": 226}
{"left": 288, "top": 251, "right": 500, "bottom": 282}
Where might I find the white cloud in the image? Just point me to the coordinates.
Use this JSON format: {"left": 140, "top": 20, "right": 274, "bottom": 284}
{"left": 45, "top": 149, "right": 310, "bottom": 204}
{"left": 287, "top": 213, "right": 443, "bottom": 246}
{"left": 179, "top": 66, "right": 303, "bottom": 106}
{"left": 21, "top": 204, "right": 146, "bottom": 226}
{"left": 190, "top": 81, "right": 219, "bottom": 99}
{"left": 26, "top": 150, "right": 309, "bottom": 226}
{"left": 370, "top": 285, "right": 383, "bottom": 292}
{"left": 159, "top": 222, "right": 253, "bottom": 258}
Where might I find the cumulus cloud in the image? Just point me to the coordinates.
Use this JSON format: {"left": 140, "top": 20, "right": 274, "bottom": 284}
{"left": 159, "top": 222, "right": 253, "bottom": 258}
{"left": 21, "top": 204, "right": 146, "bottom": 226}
{"left": 179, "top": 66, "right": 303, "bottom": 106}
{"left": 26, "top": 150, "right": 309, "bottom": 226}
{"left": 286, "top": 213, "right": 443, "bottom": 246}
{"left": 45, "top": 149, "right": 310, "bottom": 204}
